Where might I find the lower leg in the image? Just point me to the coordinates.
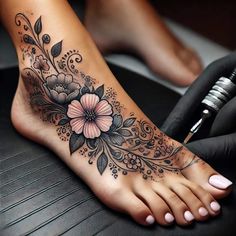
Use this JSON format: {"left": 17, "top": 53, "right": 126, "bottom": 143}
{"left": 1, "top": 0, "right": 231, "bottom": 226}
{"left": 85, "top": 0, "right": 203, "bottom": 86}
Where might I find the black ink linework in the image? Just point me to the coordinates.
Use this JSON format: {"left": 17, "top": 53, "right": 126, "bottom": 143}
{"left": 16, "top": 13, "right": 196, "bottom": 180}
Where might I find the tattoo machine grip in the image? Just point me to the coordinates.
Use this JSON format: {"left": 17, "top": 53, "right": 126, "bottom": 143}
{"left": 184, "top": 67, "right": 236, "bottom": 144}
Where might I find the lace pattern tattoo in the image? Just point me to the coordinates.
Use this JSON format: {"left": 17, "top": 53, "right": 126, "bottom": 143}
{"left": 16, "top": 13, "right": 198, "bottom": 180}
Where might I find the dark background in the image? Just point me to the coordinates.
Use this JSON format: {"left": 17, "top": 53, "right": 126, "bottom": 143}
{"left": 152, "top": 0, "right": 236, "bottom": 50}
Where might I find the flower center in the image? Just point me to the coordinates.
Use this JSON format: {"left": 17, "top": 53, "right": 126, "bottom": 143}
{"left": 130, "top": 159, "right": 136, "bottom": 164}
{"left": 84, "top": 110, "right": 97, "bottom": 122}
{"left": 54, "top": 84, "right": 70, "bottom": 94}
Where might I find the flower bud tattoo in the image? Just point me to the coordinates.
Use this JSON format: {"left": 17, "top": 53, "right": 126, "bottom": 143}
{"left": 16, "top": 13, "right": 198, "bottom": 180}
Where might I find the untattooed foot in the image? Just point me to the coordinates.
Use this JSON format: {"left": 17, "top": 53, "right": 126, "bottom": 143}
{"left": 84, "top": 0, "right": 203, "bottom": 86}
{"left": 11, "top": 8, "right": 231, "bottom": 227}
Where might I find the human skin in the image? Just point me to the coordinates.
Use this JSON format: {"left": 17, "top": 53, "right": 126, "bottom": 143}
{"left": 0, "top": 0, "right": 232, "bottom": 227}
{"left": 84, "top": 0, "right": 203, "bottom": 86}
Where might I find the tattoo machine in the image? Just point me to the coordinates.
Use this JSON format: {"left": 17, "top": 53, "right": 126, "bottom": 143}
{"left": 184, "top": 67, "right": 236, "bottom": 144}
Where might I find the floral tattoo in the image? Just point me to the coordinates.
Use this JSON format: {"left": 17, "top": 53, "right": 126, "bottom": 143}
{"left": 16, "top": 13, "right": 198, "bottom": 180}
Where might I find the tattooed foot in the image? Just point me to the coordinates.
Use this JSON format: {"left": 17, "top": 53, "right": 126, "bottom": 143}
{"left": 12, "top": 12, "right": 231, "bottom": 226}
{"left": 84, "top": 0, "right": 202, "bottom": 86}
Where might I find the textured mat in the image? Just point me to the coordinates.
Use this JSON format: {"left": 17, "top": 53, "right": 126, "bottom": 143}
{"left": 0, "top": 64, "right": 235, "bottom": 236}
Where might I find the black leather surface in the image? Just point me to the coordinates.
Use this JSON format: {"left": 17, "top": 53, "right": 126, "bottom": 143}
{"left": 0, "top": 64, "right": 235, "bottom": 236}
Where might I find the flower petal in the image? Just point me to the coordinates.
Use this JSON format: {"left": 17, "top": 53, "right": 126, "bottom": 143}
{"left": 33, "top": 61, "right": 40, "bottom": 69}
{"left": 67, "top": 100, "right": 84, "bottom": 118}
{"left": 66, "top": 90, "right": 80, "bottom": 102}
{"left": 55, "top": 86, "right": 65, "bottom": 93}
{"left": 58, "top": 73, "right": 65, "bottom": 84}
{"left": 96, "top": 115, "right": 113, "bottom": 132}
{"left": 50, "top": 90, "right": 59, "bottom": 101}
{"left": 57, "top": 92, "right": 67, "bottom": 104}
{"left": 83, "top": 121, "right": 101, "bottom": 139}
{"left": 95, "top": 100, "right": 112, "bottom": 116}
{"left": 70, "top": 117, "right": 85, "bottom": 134}
{"left": 38, "top": 55, "right": 44, "bottom": 61}
{"left": 81, "top": 93, "right": 99, "bottom": 111}
{"left": 68, "top": 82, "right": 80, "bottom": 91}
{"left": 47, "top": 75, "right": 57, "bottom": 89}
{"left": 65, "top": 74, "right": 73, "bottom": 84}
{"left": 43, "top": 63, "right": 50, "bottom": 71}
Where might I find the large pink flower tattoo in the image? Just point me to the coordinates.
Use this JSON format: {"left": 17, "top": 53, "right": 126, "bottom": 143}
{"left": 67, "top": 93, "right": 113, "bottom": 139}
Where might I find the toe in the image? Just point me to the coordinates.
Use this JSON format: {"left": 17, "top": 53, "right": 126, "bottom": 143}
{"left": 135, "top": 188, "right": 175, "bottom": 225}
{"left": 183, "top": 180, "right": 221, "bottom": 216}
{"left": 171, "top": 183, "right": 210, "bottom": 221}
{"left": 178, "top": 47, "right": 203, "bottom": 76}
{"left": 165, "top": 53, "right": 198, "bottom": 86}
{"left": 116, "top": 192, "right": 155, "bottom": 226}
{"left": 152, "top": 183, "right": 193, "bottom": 225}
{"left": 181, "top": 160, "right": 233, "bottom": 199}
{"left": 102, "top": 184, "right": 155, "bottom": 226}
{"left": 188, "top": 52, "right": 203, "bottom": 75}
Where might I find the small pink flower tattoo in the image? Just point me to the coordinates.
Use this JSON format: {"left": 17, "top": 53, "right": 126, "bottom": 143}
{"left": 67, "top": 93, "right": 113, "bottom": 139}
{"left": 33, "top": 55, "right": 50, "bottom": 71}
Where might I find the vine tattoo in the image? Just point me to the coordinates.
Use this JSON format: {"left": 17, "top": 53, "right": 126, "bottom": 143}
{"left": 16, "top": 13, "right": 198, "bottom": 180}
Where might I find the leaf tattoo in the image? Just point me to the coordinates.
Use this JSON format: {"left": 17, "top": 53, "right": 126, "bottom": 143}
{"left": 51, "top": 40, "right": 63, "bottom": 58}
{"left": 23, "top": 34, "right": 36, "bottom": 45}
{"left": 69, "top": 133, "right": 85, "bottom": 154}
{"left": 97, "top": 153, "right": 108, "bottom": 175}
{"left": 94, "top": 85, "right": 104, "bottom": 98}
{"left": 123, "top": 118, "right": 136, "bottom": 127}
{"left": 34, "top": 16, "right": 42, "bottom": 35}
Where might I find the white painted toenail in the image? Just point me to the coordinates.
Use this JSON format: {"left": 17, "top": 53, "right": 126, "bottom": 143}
{"left": 198, "top": 207, "right": 208, "bottom": 216}
{"left": 209, "top": 175, "right": 233, "bottom": 189}
{"left": 164, "top": 213, "right": 174, "bottom": 223}
{"left": 184, "top": 211, "right": 194, "bottom": 222}
{"left": 210, "top": 201, "right": 221, "bottom": 212}
{"left": 145, "top": 215, "right": 155, "bottom": 225}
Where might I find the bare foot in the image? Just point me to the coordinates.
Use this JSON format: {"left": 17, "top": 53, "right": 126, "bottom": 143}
{"left": 8, "top": 7, "right": 232, "bottom": 226}
{"left": 84, "top": 0, "right": 203, "bottom": 86}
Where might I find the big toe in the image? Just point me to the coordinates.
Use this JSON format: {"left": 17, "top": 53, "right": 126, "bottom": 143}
{"left": 114, "top": 191, "right": 155, "bottom": 226}
{"left": 181, "top": 160, "right": 233, "bottom": 199}
{"left": 135, "top": 187, "right": 175, "bottom": 226}
{"left": 177, "top": 47, "right": 203, "bottom": 76}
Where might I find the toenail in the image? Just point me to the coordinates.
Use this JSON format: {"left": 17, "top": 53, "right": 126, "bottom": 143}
{"left": 164, "top": 213, "right": 175, "bottom": 223}
{"left": 210, "top": 201, "right": 221, "bottom": 212}
{"left": 184, "top": 211, "right": 194, "bottom": 222}
{"left": 198, "top": 207, "right": 208, "bottom": 216}
{"left": 209, "top": 175, "right": 233, "bottom": 189}
{"left": 145, "top": 215, "right": 155, "bottom": 225}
